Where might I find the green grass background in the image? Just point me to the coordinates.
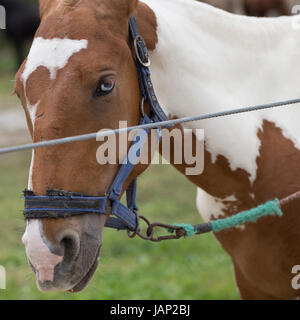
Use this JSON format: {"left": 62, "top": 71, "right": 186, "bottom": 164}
{"left": 0, "top": 34, "right": 239, "bottom": 300}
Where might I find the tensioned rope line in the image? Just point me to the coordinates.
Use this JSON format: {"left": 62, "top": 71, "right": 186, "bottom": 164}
{"left": 1, "top": 98, "right": 300, "bottom": 156}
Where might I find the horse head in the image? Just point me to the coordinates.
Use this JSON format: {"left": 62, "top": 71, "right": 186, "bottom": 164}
{"left": 14, "top": 0, "right": 158, "bottom": 292}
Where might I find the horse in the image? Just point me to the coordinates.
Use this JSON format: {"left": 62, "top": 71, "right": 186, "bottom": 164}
{"left": 14, "top": 0, "right": 300, "bottom": 299}
{"left": 0, "top": 0, "right": 40, "bottom": 69}
{"left": 244, "top": 0, "right": 291, "bottom": 16}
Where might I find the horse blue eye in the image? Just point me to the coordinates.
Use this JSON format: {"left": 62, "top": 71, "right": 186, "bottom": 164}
{"left": 101, "top": 82, "right": 114, "bottom": 91}
{"left": 95, "top": 78, "right": 115, "bottom": 97}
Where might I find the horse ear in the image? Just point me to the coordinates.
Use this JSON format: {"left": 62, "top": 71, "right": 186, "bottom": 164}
{"left": 99, "top": 0, "right": 138, "bottom": 33}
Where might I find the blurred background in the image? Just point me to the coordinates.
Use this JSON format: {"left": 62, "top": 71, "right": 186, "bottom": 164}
{"left": 0, "top": 0, "right": 299, "bottom": 300}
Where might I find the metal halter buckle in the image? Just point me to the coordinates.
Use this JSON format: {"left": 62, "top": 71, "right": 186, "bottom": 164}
{"left": 134, "top": 35, "right": 151, "bottom": 67}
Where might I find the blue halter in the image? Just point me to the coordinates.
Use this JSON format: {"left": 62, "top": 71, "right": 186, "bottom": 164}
{"left": 23, "top": 16, "right": 170, "bottom": 233}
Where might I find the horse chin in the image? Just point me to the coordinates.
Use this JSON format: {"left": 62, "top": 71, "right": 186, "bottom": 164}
{"left": 69, "top": 247, "right": 101, "bottom": 293}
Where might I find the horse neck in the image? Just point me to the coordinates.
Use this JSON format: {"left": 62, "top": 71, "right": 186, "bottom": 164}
{"left": 147, "top": 0, "right": 300, "bottom": 117}
{"left": 145, "top": 0, "right": 300, "bottom": 191}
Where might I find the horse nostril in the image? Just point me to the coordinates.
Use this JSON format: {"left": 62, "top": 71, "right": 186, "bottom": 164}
{"left": 59, "top": 231, "right": 80, "bottom": 264}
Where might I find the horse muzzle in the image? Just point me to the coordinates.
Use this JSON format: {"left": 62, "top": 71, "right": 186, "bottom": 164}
{"left": 22, "top": 189, "right": 111, "bottom": 292}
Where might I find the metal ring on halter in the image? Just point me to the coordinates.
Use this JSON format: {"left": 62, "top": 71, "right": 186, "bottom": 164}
{"left": 134, "top": 35, "right": 151, "bottom": 67}
{"left": 127, "top": 210, "right": 141, "bottom": 239}
{"left": 127, "top": 211, "right": 155, "bottom": 241}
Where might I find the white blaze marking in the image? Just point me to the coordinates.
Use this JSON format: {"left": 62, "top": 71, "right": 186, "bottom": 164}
{"left": 22, "top": 37, "right": 88, "bottom": 188}
{"left": 22, "top": 220, "right": 63, "bottom": 283}
{"left": 21, "top": 37, "right": 88, "bottom": 128}
{"left": 28, "top": 150, "right": 35, "bottom": 190}
{"left": 22, "top": 37, "right": 88, "bottom": 84}
{"left": 28, "top": 101, "right": 39, "bottom": 128}
{"left": 20, "top": 39, "right": 89, "bottom": 284}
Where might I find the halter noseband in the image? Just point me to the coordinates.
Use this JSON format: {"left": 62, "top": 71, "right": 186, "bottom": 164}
{"left": 23, "top": 16, "right": 171, "bottom": 232}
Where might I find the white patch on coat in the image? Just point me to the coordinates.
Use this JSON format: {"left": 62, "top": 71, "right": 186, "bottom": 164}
{"left": 144, "top": 0, "right": 300, "bottom": 184}
{"left": 196, "top": 188, "right": 246, "bottom": 230}
{"left": 22, "top": 220, "right": 62, "bottom": 283}
{"left": 196, "top": 188, "right": 238, "bottom": 222}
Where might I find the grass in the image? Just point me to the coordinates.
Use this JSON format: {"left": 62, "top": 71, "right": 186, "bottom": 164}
{"left": 0, "top": 48, "right": 239, "bottom": 300}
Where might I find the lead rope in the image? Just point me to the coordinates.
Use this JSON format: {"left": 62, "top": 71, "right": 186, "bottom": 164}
{"left": 127, "top": 193, "right": 300, "bottom": 242}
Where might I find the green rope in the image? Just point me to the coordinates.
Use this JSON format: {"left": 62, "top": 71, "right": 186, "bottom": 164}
{"left": 211, "top": 199, "right": 282, "bottom": 232}
{"left": 169, "top": 224, "right": 196, "bottom": 237}
{"left": 168, "top": 199, "right": 283, "bottom": 238}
